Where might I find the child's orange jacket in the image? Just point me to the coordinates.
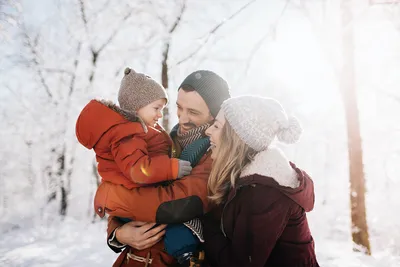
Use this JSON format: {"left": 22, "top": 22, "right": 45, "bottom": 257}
{"left": 76, "top": 99, "right": 179, "bottom": 189}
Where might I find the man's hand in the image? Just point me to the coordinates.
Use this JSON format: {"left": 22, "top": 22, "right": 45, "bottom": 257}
{"left": 115, "top": 221, "right": 166, "bottom": 250}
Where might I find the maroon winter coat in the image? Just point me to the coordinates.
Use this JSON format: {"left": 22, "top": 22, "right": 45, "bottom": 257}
{"left": 203, "top": 148, "right": 319, "bottom": 267}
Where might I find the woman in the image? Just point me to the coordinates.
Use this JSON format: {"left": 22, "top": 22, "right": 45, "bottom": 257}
{"left": 203, "top": 95, "right": 319, "bottom": 267}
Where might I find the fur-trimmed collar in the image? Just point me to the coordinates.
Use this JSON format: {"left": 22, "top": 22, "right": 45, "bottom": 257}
{"left": 240, "top": 147, "right": 300, "bottom": 188}
{"left": 95, "top": 99, "right": 148, "bottom": 133}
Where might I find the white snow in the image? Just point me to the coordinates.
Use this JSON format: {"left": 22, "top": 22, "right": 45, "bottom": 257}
{"left": 1, "top": 215, "right": 399, "bottom": 266}
{"left": 0, "top": 217, "right": 115, "bottom": 267}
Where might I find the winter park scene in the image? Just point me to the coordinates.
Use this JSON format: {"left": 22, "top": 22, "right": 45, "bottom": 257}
{"left": 1, "top": 0, "right": 400, "bottom": 266}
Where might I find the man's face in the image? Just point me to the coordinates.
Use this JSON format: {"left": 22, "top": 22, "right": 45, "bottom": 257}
{"left": 176, "top": 89, "right": 214, "bottom": 134}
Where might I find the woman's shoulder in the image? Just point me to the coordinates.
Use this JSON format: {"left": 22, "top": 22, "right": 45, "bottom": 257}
{"left": 238, "top": 180, "right": 286, "bottom": 196}
{"left": 236, "top": 181, "right": 292, "bottom": 208}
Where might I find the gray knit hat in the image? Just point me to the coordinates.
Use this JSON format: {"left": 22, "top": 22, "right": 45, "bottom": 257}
{"left": 178, "top": 70, "right": 231, "bottom": 118}
{"left": 118, "top": 68, "right": 168, "bottom": 113}
{"left": 221, "top": 96, "right": 302, "bottom": 152}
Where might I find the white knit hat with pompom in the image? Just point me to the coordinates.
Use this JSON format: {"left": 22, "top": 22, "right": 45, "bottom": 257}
{"left": 221, "top": 95, "right": 302, "bottom": 152}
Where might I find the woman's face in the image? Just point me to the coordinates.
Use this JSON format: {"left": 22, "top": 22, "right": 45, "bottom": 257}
{"left": 205, "top": 110, "right": 226, "bottom": 160}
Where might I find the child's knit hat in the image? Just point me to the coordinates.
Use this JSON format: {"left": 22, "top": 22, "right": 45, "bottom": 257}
{"left": 118, "top": 68, "right": 168, "bottom": 113}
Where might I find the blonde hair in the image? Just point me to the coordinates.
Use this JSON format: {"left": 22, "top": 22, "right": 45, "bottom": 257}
{"left": 208, "top": 121, "right": 256, "bottom": 205}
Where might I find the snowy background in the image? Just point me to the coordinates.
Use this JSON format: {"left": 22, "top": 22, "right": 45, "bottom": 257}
{"left": 1, "top": 0, "right": 400, "bottom": 266}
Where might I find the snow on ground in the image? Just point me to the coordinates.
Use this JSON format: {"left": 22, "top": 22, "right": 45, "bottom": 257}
{"left": 0, "top": 217, "right": 114, "bottom": 267}
{"left": 1, "top": 216, "right": 399, "bottom": 267}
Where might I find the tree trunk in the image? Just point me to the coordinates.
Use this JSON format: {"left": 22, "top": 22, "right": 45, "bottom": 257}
{"left": 341, "top": 0, "right": 371, "bottom": 255}
{"left": 56, "top": 146, "right": 68, "bottom": 216}
{"left": 161, "top": 42, "right": 170, "bottom": 131}
{"left": 46, "top": 144, "right": 69, "bottom": 217}
{"left": 91, "top": 160, "right": 104, "bottom": 222}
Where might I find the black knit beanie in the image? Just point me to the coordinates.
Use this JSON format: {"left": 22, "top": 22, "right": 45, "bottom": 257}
{"left": 178, "top": 70, "right": 231, "bottom": 118}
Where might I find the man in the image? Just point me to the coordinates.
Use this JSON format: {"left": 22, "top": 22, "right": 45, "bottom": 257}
{"left": 95, "top": 70, "right": 231, "bottom": 267}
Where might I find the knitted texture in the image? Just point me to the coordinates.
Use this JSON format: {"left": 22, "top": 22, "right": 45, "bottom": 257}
{"left": 221, "top": 96, "right": 303, "bottom": 152}
{"left": 183, "top": 218, "right": 204, "bottom": 242}
{"left": 176, "top": 123, "right": 210, "bottom": 150}
{"left": 169, "top": 123, "right": 210, "bottom": 244}
{"left": 179, "top": 138, "right": 210, "bottom": 168}
{"left": 179, "top": 70, "right": 231, "bottom": 117}
{"left": 118, "top": 67, "right": 167, "bottom": 114}
{"left": 178, "top": 138, "right": 209, "bottom": 242}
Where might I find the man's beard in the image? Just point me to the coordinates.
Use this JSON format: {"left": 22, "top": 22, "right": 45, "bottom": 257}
{"left": 179, "top": 122, "right": 196, "bottom": 132}
{"left": 176, "top": 123, "right": 211, "bottom": 149}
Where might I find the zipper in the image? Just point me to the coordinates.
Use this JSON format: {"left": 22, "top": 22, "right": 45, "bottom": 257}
{"left": 220, "top": 186, "right": 241, "bottom": 237}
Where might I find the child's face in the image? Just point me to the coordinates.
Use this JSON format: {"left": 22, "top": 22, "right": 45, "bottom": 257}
{"left": 137, "top": 98, "right": 167, "bottom": 127}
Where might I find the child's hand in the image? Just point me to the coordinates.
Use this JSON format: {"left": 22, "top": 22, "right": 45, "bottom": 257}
{"left": 177, "top": 160, "right": 192, "bottom": 178}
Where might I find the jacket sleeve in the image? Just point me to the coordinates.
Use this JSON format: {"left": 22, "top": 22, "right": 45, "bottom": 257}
{"left": 203, "top": 186, "right": 292, "bottom": 267}
{"left": 106, "top": 216, "right": 126, "bottom": 253}
{"left": 111, "top": 131, "right": 179, "bottom": 184}
{"left": 97, "top": 152, "right": 212, "bottom": 223}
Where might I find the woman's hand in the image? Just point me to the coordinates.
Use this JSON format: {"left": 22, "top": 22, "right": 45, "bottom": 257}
{"left": 115, "top": 221, "right": 167, "bottom": 250}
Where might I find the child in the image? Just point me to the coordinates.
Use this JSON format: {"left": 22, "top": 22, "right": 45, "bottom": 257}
{"left": 76, "top": 68, "right": 192, "bottom": 188}
{"left": 76, "top": 68, "right": 200, "bottom": 265}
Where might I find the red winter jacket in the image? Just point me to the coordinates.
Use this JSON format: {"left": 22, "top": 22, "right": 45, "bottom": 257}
{"left": 75, "top": 99, "right": 180, "bottom": 188}
{"left": 203, "top": 148, "right": 319, "bottom": 267}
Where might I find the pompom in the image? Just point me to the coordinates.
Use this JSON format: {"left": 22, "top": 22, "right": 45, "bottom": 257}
{"left": 124, "top": 67, "right": 131, "bottom": 75}
{"left": 277, "top": 116, "right": 302, "bottom": 144}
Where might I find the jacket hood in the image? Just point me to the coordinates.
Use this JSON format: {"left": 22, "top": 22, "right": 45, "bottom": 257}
{"left": 75, "top": 99, "right": 147, "bottom": 149}
{"left": 238, "top": 147, "right": 315, "bottom": 212}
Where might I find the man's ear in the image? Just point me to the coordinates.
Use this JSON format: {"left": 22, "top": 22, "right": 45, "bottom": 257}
{"left": 208, "top": 113, "right": 215, "bottom": 124}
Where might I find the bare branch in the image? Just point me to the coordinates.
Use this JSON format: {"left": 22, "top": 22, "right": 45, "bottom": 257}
{"left": 4, "top": 84, "right": 43, "bottom": 125}
{"left": 43, "top": 68, "right": 74, "bottom": 77}
{"left": 381, "top": 90, "right": 400, "bottom": 104}
{"left": 69, "top": 42, "right": 82, "bottom": 96}
{"left": 97, "top": 8, "right": 134, "bottom": 54}
{"left": 276, "top": 0, "right": 290, "bottom": 25}
{"left": 147, "top": 0, "right": 168, "bottom": 27}
{"left": 160, "top": 0, "right": 186, "bottom": 77}
{"left": 206, "top": 0, "right": 257, "bottom": 36}
{"left": 78, "top": 0, "right": 88, "bottom": 33}
{"left": 88, "top": 0, "right": 112, "bottom": 24}
{"left": 244, "top": 32, "right": 271, "bottom": 74}
{"left": 22, "top": 31, "right": 53, "bottom": 99}
{"left": 0, "top": 0, "right": 21, "bottom": 29}
{"left": 175, "top": 0, "right": 258, "bottom": 66}
{"left": 3, "top": 53, "right": 32, "bottom": 68}
{"left": 86, "top": 6, "right": 135, "bottom": 85}
{"left": 115, "top": 35, "right": 159, "bottom": 77}
{"left": 169, "top": 0, "right": 187, "bottom": 34}
{"left": 244, "top": 0, "right": 290, "bottom": 74}
{"left": 97, "top": 0, "right": 112, "bottom": 13}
